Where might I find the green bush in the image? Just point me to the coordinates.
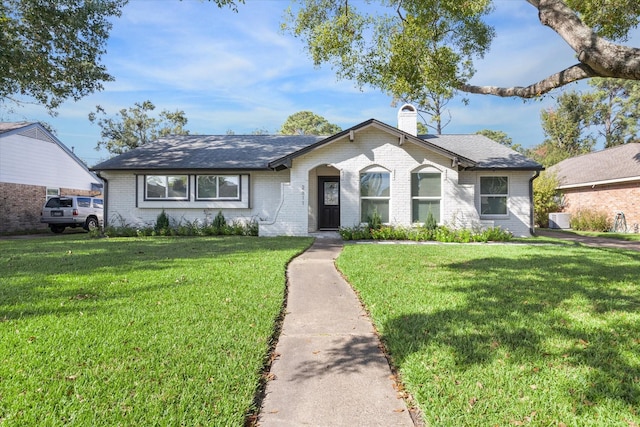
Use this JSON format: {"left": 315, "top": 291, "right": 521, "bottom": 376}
{"left": 339, "top": 224, "right": 512, "bottom": 242}
{"left": 570, "top": 209, "right": 611, "bottom": 232}
{"left": 533, "top": 171, "right": 562, "bottom": 228}
{"left": 424, "top": 210, "right": 438, "bottom": 230}
{"left": 155, "top": 210, "right": 170, "bottom": 235}
{"left": 105, "top": 212, "right": 259, "bottom": 238}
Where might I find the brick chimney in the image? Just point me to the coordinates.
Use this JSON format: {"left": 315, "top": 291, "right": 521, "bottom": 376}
{"left": 397, "top": 104, "right": 417, "bottom": 136}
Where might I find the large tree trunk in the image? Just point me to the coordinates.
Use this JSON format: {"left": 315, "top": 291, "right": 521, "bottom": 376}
{"left": 461, "top": 0, "right": 640, "bottom": 98}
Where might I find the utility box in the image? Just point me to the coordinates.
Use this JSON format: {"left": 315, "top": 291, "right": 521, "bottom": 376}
{"left": 549, "top": 213, "right": 571, "bottom": 229}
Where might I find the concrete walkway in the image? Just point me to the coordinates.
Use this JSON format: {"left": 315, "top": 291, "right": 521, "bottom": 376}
{"left": 258, "top": 239, "right": 414, "bottom": 427}
{"left": 536, "top": 229, "right": 640, "bottom": 251}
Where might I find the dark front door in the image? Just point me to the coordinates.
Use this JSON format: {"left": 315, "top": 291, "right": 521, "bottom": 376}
{"left": 318, "top": 177, "right": 340, "bottom": 229}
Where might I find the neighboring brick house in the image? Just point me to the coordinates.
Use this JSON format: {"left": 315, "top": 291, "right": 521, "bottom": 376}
{"left": 0, "top": 122, "right": 103, "bottom": 233}
{"left": 548, "top": 143, "right": 640, "bottom": 232}
{"left": 92, "top": 105, "right": 543, "bottom": 237}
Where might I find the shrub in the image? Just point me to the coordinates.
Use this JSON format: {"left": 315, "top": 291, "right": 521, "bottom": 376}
{"left": 367, "top": 210, "right": 383, "bottom": 230}
{"left": 533, "top": 171, "right": 562, "bottom": 228}
{"left": 155, "top": 210, "right": 170, "bottom": 235}
{"left": 570, "top": 209, "right": 611, "bottom": 232}
{"left": 338, "top": 224, "right": 512, "bottom": 243}
{"left": 424, "top": 210, "right": 438, "bottom": 230}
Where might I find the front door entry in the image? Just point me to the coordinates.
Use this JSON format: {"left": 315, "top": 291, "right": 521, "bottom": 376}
{"left": 318, "top": 177, "right": 340, "bottom": 229}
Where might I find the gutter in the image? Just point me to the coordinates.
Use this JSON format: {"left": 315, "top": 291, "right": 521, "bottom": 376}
{"left": 529, "top": 170, "right": 541, "bottom": 236}
{"left": 96, "top": 173, "right": 108, "bottom": 230}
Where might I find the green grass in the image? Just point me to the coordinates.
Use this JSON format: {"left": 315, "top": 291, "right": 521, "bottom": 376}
{"left": 0, "top": 235, "right": 312, "bottom": 426}
{"left": 337, "top": 243, "right": 640, "bottom": 426}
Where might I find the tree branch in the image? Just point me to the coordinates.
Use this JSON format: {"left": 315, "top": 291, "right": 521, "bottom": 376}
{"left": 460, "top": 63, "right": 597, "bottom": 98}
{"left": 461, "top": 0, "right": 640, "bottom": 98}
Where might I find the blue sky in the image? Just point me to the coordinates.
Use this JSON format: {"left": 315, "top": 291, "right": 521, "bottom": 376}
{"left": 6, "top": 0, "right": 639, "bottom": 166}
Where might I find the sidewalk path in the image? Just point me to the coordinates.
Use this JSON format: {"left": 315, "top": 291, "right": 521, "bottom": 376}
{"left": 536, "top": 229, "right": 640, "bottom": 251}
{"left": 258, "top": 239, "right": 414, "bottom": 427}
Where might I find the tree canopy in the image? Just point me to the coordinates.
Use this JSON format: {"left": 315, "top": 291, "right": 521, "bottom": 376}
{"left": 282, "top": 0, "right": 640, "bottom": 104}
{"left": 528, "top": 78, "right": 640, "bottom": 166}
{"left": 89, "top": 101, "right": 189, "bottom": 155}
{"left": 279, "top": 111, "right": 342, "bottom": 135}
{"left": 1, "top": 0, "right": 126, "bottom": 112}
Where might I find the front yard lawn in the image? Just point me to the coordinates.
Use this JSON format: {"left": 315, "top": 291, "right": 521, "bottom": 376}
{"left": 337, "top": 243, "right": 640, "bottom": 426}
{"left": 0, "top": 235, "right": 312, "bottom": 426}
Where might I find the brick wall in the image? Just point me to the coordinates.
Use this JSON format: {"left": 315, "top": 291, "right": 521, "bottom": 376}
{"left": 0, "top": 183, "right": 101, "bottom": 233}
{"left": 561, "top": 181, "right": 640, "bottom": 230}
{"left": 0, "top": 182, "right": 47, "bottom": 233}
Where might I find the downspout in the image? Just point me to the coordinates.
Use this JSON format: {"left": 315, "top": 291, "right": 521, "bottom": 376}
{"left": 96, "top": 173, "right": 108, "bottom": 229}
{"left": 529, "top": 170, "right": 540, "bottom": 236}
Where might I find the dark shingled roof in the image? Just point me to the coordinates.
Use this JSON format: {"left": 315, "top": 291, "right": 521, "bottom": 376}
{"left": 92, "top": 120, "right": 543, "bottom": 172}
{"left": 548, "top": 143, "right": 640, "bottom": 187}
{"left": 0, "top": 122, "right": 33, "bottom": 134}
{"left": 420, "top": 134, "right": 543, "bottom": 170}
{"left": 92, "top": 134, "right": 326, "bottom": 171}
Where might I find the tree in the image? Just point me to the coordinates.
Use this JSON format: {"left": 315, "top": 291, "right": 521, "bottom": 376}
{"left": 282, "top": 0, "right": 640, "bottom": 102}
{"left": 279, "top": 111, "right": 342, "bottom": 135}
{"left": 530, "top": 91, "right": 595, "bottom": 166}
{"left": 89, "top": 101, "right": 189, "bottom": 155}
{"left": 0, "top": 0, "right": 126, "bottom": 113}
{"left": 533, "top": 171, "right": 562, "bottom": 228}
{"left": 588, "top": 78, "right": 640, "bottom": 148}
{"left": 475, "top": 129, "right": 524, "bottom": 153}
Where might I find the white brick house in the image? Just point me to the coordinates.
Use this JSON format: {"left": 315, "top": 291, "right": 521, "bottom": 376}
{"left": 92, "top": 105, "right": 543, "bottom": 237}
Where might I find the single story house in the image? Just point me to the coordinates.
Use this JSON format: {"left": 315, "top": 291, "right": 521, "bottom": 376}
{"left": 0, "top": 122, "right": 103, "bottom": 233}
{"left": 547, "top": 143, "right": 640, "bottom": 231}
{"left": 92, "top": 105, "right": 543, "bottom": 237}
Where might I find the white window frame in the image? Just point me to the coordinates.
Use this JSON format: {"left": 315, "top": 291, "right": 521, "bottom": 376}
{"left": 145, "top": 175, "right": 189, "bottom": 200}
{"left": 411, "top": 169, "right": 442, "bottom": 223}
{"left": 46, "top": 187, "right": 60, "bottom": 200}
{"left": 360, "top": 168, "right": 391, "bottom": 223}
{"left": 480, "top": 176, "right": 509, "bottom": 216}
{"left": 196, "top": 175, "right": 240, "bottom": 201}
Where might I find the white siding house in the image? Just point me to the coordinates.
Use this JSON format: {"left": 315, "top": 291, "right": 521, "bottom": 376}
{"left": 93, "top": 106, "right": 543, "bottom": 237}
{"left": 0, "top": 122, "right": 103, "bottom": 233}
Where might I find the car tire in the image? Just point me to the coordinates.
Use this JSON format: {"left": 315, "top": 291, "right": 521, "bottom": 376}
{"left": 50, "top": 225, "right": 65, "bottom": 233}
{"left": 85, "top": 217, "right": 99, "bottom": 231}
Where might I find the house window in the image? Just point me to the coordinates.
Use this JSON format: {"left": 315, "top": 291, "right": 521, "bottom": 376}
{"left": 46, "top": 188, "right": 60, "bottom": 199}
{"left": 480, "top": 176, "right": 508, "bottom": 215}
{"left": 145, "top": 175, "right": 188, "bottom": 200}
{"left": 360, "top": 171, "right": 390, "bottom": 223}
{"left": 196, "top": 175, "right": 240, "bottom": 200}
{"left": 412, "top": 171, "right": 441, "bottom": 223}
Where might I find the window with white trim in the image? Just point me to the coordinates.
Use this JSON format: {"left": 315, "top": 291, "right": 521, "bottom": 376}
{"left": 360, "top": 170, "right": 390, "bottom": 223}
{"left": 145, "top": 175, "right": 188, "bottom": 200}
{"left": 196, "top": 175, "right": 240, "bottom": 200}
{"left": 412, "top": 171, "right": 441, "bottom": 223}
{"left": 46, "top": 187, "right": 60, "bottom": 199}
{"left": 480, "top": 176, "right": 508, "bottom": 215}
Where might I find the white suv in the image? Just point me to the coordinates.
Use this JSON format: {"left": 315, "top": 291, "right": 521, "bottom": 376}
{"left": 41, "top": 196, "right": 104, "bottom": 233}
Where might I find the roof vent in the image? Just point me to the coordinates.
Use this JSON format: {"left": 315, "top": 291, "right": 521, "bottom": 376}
{"left": 397, "top": 104, "right": 417, "bottom": 136}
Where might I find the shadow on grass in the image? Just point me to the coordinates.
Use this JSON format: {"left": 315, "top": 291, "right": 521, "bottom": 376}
{"left": 0, "top": 236, "right": 311, "bottom": 321}
{"left": 382, "top": 247, "right": 640, "bottom": 409}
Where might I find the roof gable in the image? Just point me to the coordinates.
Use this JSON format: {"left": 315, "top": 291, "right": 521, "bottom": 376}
{"left": 548, "top": 143, "right": 640, "bottom": 187}
{"left": 1, "top": 122, "right": 100, "bottom": 181}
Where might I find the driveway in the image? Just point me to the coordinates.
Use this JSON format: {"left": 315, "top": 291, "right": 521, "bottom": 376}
{"left": 536, "top": 229, "right": 640, "bottom": 252}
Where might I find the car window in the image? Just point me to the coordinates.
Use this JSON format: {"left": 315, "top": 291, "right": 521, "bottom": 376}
{"left": 77, "top": 197, "right": 91, "bottom": 208}
{"left": 45, "top": 198, "right": 60, "bottom": 208}
{"left": 59, "top": 198, "right": 73, "bottom": 208}
{"left": 93, "top": 199, "right": 104, "bottom": 209}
